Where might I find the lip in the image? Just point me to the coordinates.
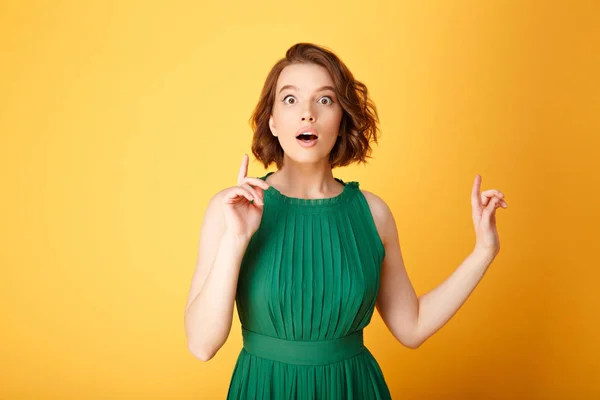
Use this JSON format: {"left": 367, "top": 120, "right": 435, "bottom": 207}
{"left": 295, "top": 127, "right": 319, "bottom": 138}
{"left": 296, "top": 136, "right": 319, "bottom": 148}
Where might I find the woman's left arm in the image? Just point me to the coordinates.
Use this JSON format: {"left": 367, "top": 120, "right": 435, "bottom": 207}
{"left": 364, "top": 174, "right": 508, "bottom": 349}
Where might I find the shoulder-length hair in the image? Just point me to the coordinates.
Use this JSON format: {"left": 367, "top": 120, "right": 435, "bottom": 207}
{"left": 250, "top": 43, "right": 380, "bottom": 170}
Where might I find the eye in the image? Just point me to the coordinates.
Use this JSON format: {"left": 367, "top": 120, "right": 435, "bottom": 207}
{"left": 318, "top": 96, "right": 334, "bottom": 105}
{"left": 282, "top": 95, "right": 296, "bottom": 105}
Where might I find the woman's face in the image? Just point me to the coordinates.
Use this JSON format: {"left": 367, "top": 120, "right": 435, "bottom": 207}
{"left": 269, "top": 63, "right": 343, "bottom": 166}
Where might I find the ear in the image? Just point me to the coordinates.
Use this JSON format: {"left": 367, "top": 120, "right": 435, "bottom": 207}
{"left": 269, "top": 115, "right": 277, "bottom": 137}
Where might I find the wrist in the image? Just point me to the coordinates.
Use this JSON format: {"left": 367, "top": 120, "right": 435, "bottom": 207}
{"left": 222, "top": 230, "right": 253, "bottom": 245}
{"left": 472, "top": 247, "right": 497, "bottom": 263}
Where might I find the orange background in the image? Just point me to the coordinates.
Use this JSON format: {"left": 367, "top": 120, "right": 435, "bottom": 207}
{"left": 1, "top": 1, "right": 599, "bottom": 399}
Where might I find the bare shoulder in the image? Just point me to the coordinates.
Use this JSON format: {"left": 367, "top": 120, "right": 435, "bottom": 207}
{"left": 204, "top": 188, "right": 227, "bottom": 216}
{"left": 360, "top": 190, "right": 391, "bottom": 219}
{"left": 360, "top": 190, "right": 396, "bottom": 246}
{"left": 203, "top": 182, "right": 250, "bottom": 227}
{"left": 209, "top": 185, "right": 239, "bottom": 209}
{"left": 197, "top": 188, "right": 230, "bottom": 251}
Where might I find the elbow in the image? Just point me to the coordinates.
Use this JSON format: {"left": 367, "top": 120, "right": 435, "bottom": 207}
{"left": 186, "top": 331, "right": 220, "bottom": 362}
{"left": 403, "top": 321, "right": 426, "bottom": 349}
{"left": 187, "top": 342, "right": 217, "bottom": 362}
{"left": 404, "top": 339, "right": 423, "bottom": 350}
{"left": 406, "top": 330, "right": 428, "bottom": 349}
{"left": 184, "top": 321, "right": 220, "bottom": 361}
{"left": 185, "top": 326, "right": 230, "bottom": 361}
{"left": 184, "top": 317, "right": 231, "bottom": 361}
{"left": 395, "top": 330, "right": 424, "bottom": 349}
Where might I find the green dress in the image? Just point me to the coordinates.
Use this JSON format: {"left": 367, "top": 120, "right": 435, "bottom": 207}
{"left": 227, "top": 172, "right": 392, "bottom": 399}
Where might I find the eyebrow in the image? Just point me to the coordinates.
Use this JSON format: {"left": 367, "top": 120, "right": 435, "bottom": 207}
{"left": 278, "top": 85, "right": 336, "bottom": 94}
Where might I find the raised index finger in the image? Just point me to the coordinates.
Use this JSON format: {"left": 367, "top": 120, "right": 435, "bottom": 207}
{"left": 237, "top": 154, "right": 249, "bottom": 186}
{"left": 471, "top": 174, "right": 482, "bottom": 208}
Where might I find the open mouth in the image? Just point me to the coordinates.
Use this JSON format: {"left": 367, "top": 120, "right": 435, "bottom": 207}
{"left": 296, "top": 133, "right": 319, "bottom": 142}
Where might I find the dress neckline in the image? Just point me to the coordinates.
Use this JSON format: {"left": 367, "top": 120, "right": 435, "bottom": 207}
{"left": 259, "top": 171, "right": 358, "bottom": 207}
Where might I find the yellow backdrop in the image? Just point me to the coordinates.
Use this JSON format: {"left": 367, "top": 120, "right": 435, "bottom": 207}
{"left": 2, "top": 0, "right": 599, "bottom": 399}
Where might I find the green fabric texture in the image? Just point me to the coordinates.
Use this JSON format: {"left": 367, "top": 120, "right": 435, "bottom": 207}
{"left": 227, "top": 172, "right": 392, "bottom": 399}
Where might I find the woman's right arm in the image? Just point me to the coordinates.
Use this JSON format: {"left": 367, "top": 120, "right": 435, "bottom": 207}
{"left": 184, "top": 154, "right": 269, "bottom": 361}
{"left": 183, "top": 189, "right": 251, "bottom": 361}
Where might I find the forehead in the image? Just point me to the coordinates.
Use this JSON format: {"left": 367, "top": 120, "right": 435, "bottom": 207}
{"left": 276, "top": 63, "right": 334, "bottom": 91}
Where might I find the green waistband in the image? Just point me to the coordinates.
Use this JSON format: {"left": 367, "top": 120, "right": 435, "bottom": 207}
{"left": 241, "top": 327, "right": 366, "bottom": 366}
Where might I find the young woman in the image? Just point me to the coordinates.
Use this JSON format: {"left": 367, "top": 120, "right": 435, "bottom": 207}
{"left": 184, "top": 42, "right": 508, "bottom": 399}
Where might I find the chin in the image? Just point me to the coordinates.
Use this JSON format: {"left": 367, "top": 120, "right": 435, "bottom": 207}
{"left": 284, "top": 152, "right": 331, "bottom": 165}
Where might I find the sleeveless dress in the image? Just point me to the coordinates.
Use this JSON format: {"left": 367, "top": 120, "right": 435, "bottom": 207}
{"left": 226, "top": 172, "right": 392, "bottom": 399}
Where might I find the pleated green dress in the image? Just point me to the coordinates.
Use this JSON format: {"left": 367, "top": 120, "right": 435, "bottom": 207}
{"left": 227, "top": 172, "right": 392, "bottom": 399}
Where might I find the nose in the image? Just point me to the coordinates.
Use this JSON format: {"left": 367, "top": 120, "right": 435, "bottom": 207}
{"left": 301, "top": 105, "right": 315, "bottom": 122}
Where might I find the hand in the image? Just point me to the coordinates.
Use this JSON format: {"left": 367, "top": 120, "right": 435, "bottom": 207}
{"left": 221, "top": 154, "right": 270, "bottom": 239}
{"left": 470, "top": 174, "right": 508, "bottom": 258}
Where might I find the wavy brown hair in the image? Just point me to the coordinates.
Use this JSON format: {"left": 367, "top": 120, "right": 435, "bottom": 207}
{"left": 250, "top": 43, "right": 380, "bottom": 170}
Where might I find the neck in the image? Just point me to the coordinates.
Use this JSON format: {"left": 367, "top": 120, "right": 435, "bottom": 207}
{"left": 268, "top": 159, "right": 343, "bottom": 199}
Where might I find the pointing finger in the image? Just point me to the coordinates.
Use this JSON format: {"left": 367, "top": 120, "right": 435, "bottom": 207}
{"left": 471, "top": 174, "right": 482, "bottom": 209}
{"left": 237, "top": 154, "right": 249, "bottom": 186}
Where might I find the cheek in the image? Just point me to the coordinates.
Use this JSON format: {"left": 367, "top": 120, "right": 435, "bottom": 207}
{"left": 321, "top": 108, "right": 343, "bottom": 129}
{"left": 273, "top": 116, "right": 295, "bottom": 135}
{"left": 272, "top": 107, "right": 296, "bottom": 127}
